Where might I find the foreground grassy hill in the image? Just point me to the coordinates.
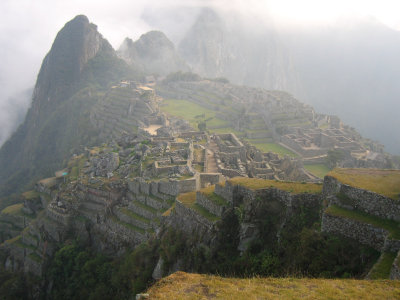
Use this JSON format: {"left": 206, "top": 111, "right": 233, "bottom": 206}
{"left": 146, "top": 271, "right": 400, "bottom": 300}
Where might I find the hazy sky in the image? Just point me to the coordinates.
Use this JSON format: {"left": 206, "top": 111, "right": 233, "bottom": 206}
{"left": 0, "top": 0, "right": 400, "bottom": 146}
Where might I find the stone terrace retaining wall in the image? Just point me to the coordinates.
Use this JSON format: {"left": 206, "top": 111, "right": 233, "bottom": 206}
{"left": 390, "top": 251, "right": 400, "bottom": 279}
{"left": 196, "top": 192, "right": 225, "bottom": 217}
{"left": 323, "top": 176, "right": 400, "bottom": 221}
{"left": 321, "top": 213, "right": 388, "bottom": 251}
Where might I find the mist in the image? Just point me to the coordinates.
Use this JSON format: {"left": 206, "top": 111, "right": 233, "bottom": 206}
{"left": 1, "top": 0, "right": 400, "bottom": 153}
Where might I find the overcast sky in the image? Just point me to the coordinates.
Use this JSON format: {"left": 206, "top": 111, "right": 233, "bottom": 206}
{"left": 1, "top": 0, "right": 400, "bottom": 147}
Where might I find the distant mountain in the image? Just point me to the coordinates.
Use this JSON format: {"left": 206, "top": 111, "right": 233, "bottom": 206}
{"left": 178, "top": 8, "right": 300, "bottom": 92}
{"left": 118, "top": 30, "right": 189, "bottom": 76}
{"left": 281, "top": 19, "right": 400, "bottom": 154}
{"left": 0, "top": 15, "right": 137, "bottom": 199}
{"left": 178, "top": 9, "right": 400, "bottom": 154}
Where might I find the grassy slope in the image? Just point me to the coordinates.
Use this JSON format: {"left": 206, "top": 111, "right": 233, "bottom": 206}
{"left": 325, "top": 205, "right": 400, "bottom": 239}
{"left": 304, "top": 164, "right": 331, "bottom": 178}
{"left": 328, "top": 168, "right": 400, "bottom": 200}
{"left": 229, "top": 177, "right": 322, "bottom": 194}
{"left": 147, "top": 271, "right": 400, "bottom": 300}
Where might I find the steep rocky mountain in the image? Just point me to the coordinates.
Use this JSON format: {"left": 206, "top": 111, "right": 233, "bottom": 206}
{"left": 118, "top": 31, "right": 189, "bottom": 76}
{"left": 0, "top": 15, "right": 138, "bottom": 200}
{"left": 178, "top": 8, "right": 300, "bottom": 92}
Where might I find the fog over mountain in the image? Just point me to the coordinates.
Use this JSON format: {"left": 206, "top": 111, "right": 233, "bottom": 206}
{"left": 1, "top": 0, "right": 400, "bottom": 153}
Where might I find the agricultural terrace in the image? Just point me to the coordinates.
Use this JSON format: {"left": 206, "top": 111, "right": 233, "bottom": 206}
{"left": 229, "top": 177, "right": 322, "bottom": 194}
{"left": 328, "top": 168, "right": 400, "bottom": 200}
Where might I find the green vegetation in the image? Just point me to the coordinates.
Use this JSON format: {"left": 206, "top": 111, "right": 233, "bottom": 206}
{"left": 120, "top": 208, "right": 150, "bottom": 224}
{"left": 147, "top": 271, "right": 400, "bottom": 300}
{"left": 200, "top": 186, "right": 228, "bottom": 206}
{"left": 328, "top": 168, "right": 400, "bottom": 200}
{"left": 252, "top": 139, "right": 297, "bottom": 157}
{"left": 304, "top": 163, "right": 332, "bottom": 178}
{"left": 111, "top": 216, "right": 145, "bottom": 234}
{"left": 21, "top": 190, "right": 40, "bottom": 200}
{"left": 368, "top": 252, "right": 397, "bottom": 279}
{"left": 177, "top": 191, "right": 219, "bottom": 222}
{"left": 229, "top": 177, "right": 323, "bottom": 194}
{"left": 160, "top": 99, "right": 228, "bottom": 130}
{"left": 325, "top": 205, "right": 400, "bottom": 239}
{"left": 1, "top": 203, "right": 23, "bottom": 215}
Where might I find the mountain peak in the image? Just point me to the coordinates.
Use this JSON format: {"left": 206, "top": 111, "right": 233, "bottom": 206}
{"left": 31, "top": 15, "right": 109, "bottom": 115}
{"left": 118, "top": 30, "right": 189, "bottom": 75}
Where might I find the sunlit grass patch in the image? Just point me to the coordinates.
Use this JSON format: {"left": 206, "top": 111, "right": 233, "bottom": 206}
{"left": 325, "top": 205, "right": 400, "bottom": 239}
{"left": 229, "top": 177, "right": 322, "bottom": 194}
{"left": 328, "top": 168, "right": 400, "bottom": 200}
{"left": 146, "top": 271, "right": 400, "bottom": 300}
{"left": 304, "top": 164, "right": 331, "bottom": 179}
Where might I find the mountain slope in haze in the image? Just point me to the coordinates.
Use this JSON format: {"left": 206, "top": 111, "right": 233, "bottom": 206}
{"left": 179, "top": 8, "right": 400, "bottom": 154}
{"left": 282, "top": 19, "right": 400, "bottom": 154}
{"left": 0, "top": 15, "right": 138, "bottom": 200}
{"left": 178, "top": 8, "right": 300, "bottom": 92}
{"left": 118, "top": 30, "right": 189, "bottom": 76}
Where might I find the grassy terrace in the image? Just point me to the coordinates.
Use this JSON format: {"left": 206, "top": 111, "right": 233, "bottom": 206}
{"left": 245, "top": 140, "right": 297, "bottom": 158}
{"left": 229, "top": 177, "right": 322, "bottom": 194}
{"left": 328, "top": 168, "right": 400, "bottom": 200}
{"left": 304, "top": 164, "right": 332, "bottom": 179}
{"left": 120, "top": 208, "right": 150, "bottom": 224}
{"left": 160, "top": 99, "right": 228, "bottom": 129}
{"left": 177, "top": 192, "right": 219, "bottom": 222}
{"left": 199, "top": 186, "right": 228, "bottom": 206}
{"left": 368, "top": 252, "right": 397, "bottom": 279}
{"left": 326, "top": 205, "right": 400, "bottom": 239}
{"left": 147, "top": 271, "right": 400, "bottom": 300}
{"left": 110, "top": 216, "right": 145, "bottom": 234}
{"left": 1, "top": 203, "right": 24, "bottom": 215}
{"left": 22, "top": 190, "right": 40, "bottom": 200}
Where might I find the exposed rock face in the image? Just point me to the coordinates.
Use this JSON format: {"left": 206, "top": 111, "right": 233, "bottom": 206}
{"left": 178, "top": 8, "right": 299, "bottom": 91}
{"left": 0, "top": 15, "right": 128, "bottom": 197}
{"left": 31, "top": 15, "right": 111, "bottom": 118}
{"left": 118, "top": 31, "right": 189, "bottom": 75}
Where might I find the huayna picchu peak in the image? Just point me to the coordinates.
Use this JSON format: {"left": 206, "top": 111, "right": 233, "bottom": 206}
{"left": 0, "top": 10, "right": 399, "bottom": 300}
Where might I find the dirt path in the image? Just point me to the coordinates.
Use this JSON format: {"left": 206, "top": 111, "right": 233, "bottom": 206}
{"left": 206, "top": 140, "right": 219, "bottom": 173}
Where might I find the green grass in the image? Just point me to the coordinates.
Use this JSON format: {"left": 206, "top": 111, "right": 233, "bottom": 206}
{"left": 1, "top": 203, "right": 23, "bottom": 215}
{"left": 325, "top": 205, "right": 400, "bottom": 239}
{"left": 368, "top": 252, "right": 397, "bottom": 279}
{"left": 200, "top": 186, "right": 228, "bottom": 206}
{"left": 247, "top": 141, "right": 297, "bottom": 157}
{"left": 160, "top": 99, "right": 228, "bottom": 129}
{"left": 120, "top": 207, "right": 151, "bottom": 224}
{"left": 28, "top": 252, "right": 42, "bottom": 263}
{"left": 22, "top": 190, "right": 40, "bottom": 200}
{"left": 177, "top": 191, "right": 219, "bottom": 222}
{"left": 134, "top": 200, "right": 158, "bottom": 214}
{"left": 147, "top": 271, "right": 400, "bottom": 299}
{"left": 210, "top": 127, "right": 245, "bottom": 137}
{"left": 229, "top": 177, "right": 323, "bottom": 194}
{"left": 304, "top": 164, "right": 331, "bottom": 179}
{"left": 328, "top": 168, "right": 400, "bottom": 200}
{"left": 111, "top": 216, "right": 146, "bottom": 234}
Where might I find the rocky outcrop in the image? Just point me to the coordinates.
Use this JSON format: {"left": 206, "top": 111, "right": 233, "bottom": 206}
{"left": 118, "top": 31, "right": 189, "bottom": 75}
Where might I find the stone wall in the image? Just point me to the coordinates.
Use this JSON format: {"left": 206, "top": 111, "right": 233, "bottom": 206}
{"left": 171, "top": 201, "right": 214, "bottom": 242}
{"left": 196, "top": 192, "right": 225, "bottom": 217}
{"left": 199, "top": 173, "right": 223, "bottom": 188}
{"left": 390, "top": 251, "right": 400, "bottom": 279}
{"left": 323, "top": 176, "right": 400, "bottom": 221}
{"left": 214, "top": 183, "right": 234, "bottom": 204}
{"left": 321, "top": 213, "right": 388, "bottom": 251}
